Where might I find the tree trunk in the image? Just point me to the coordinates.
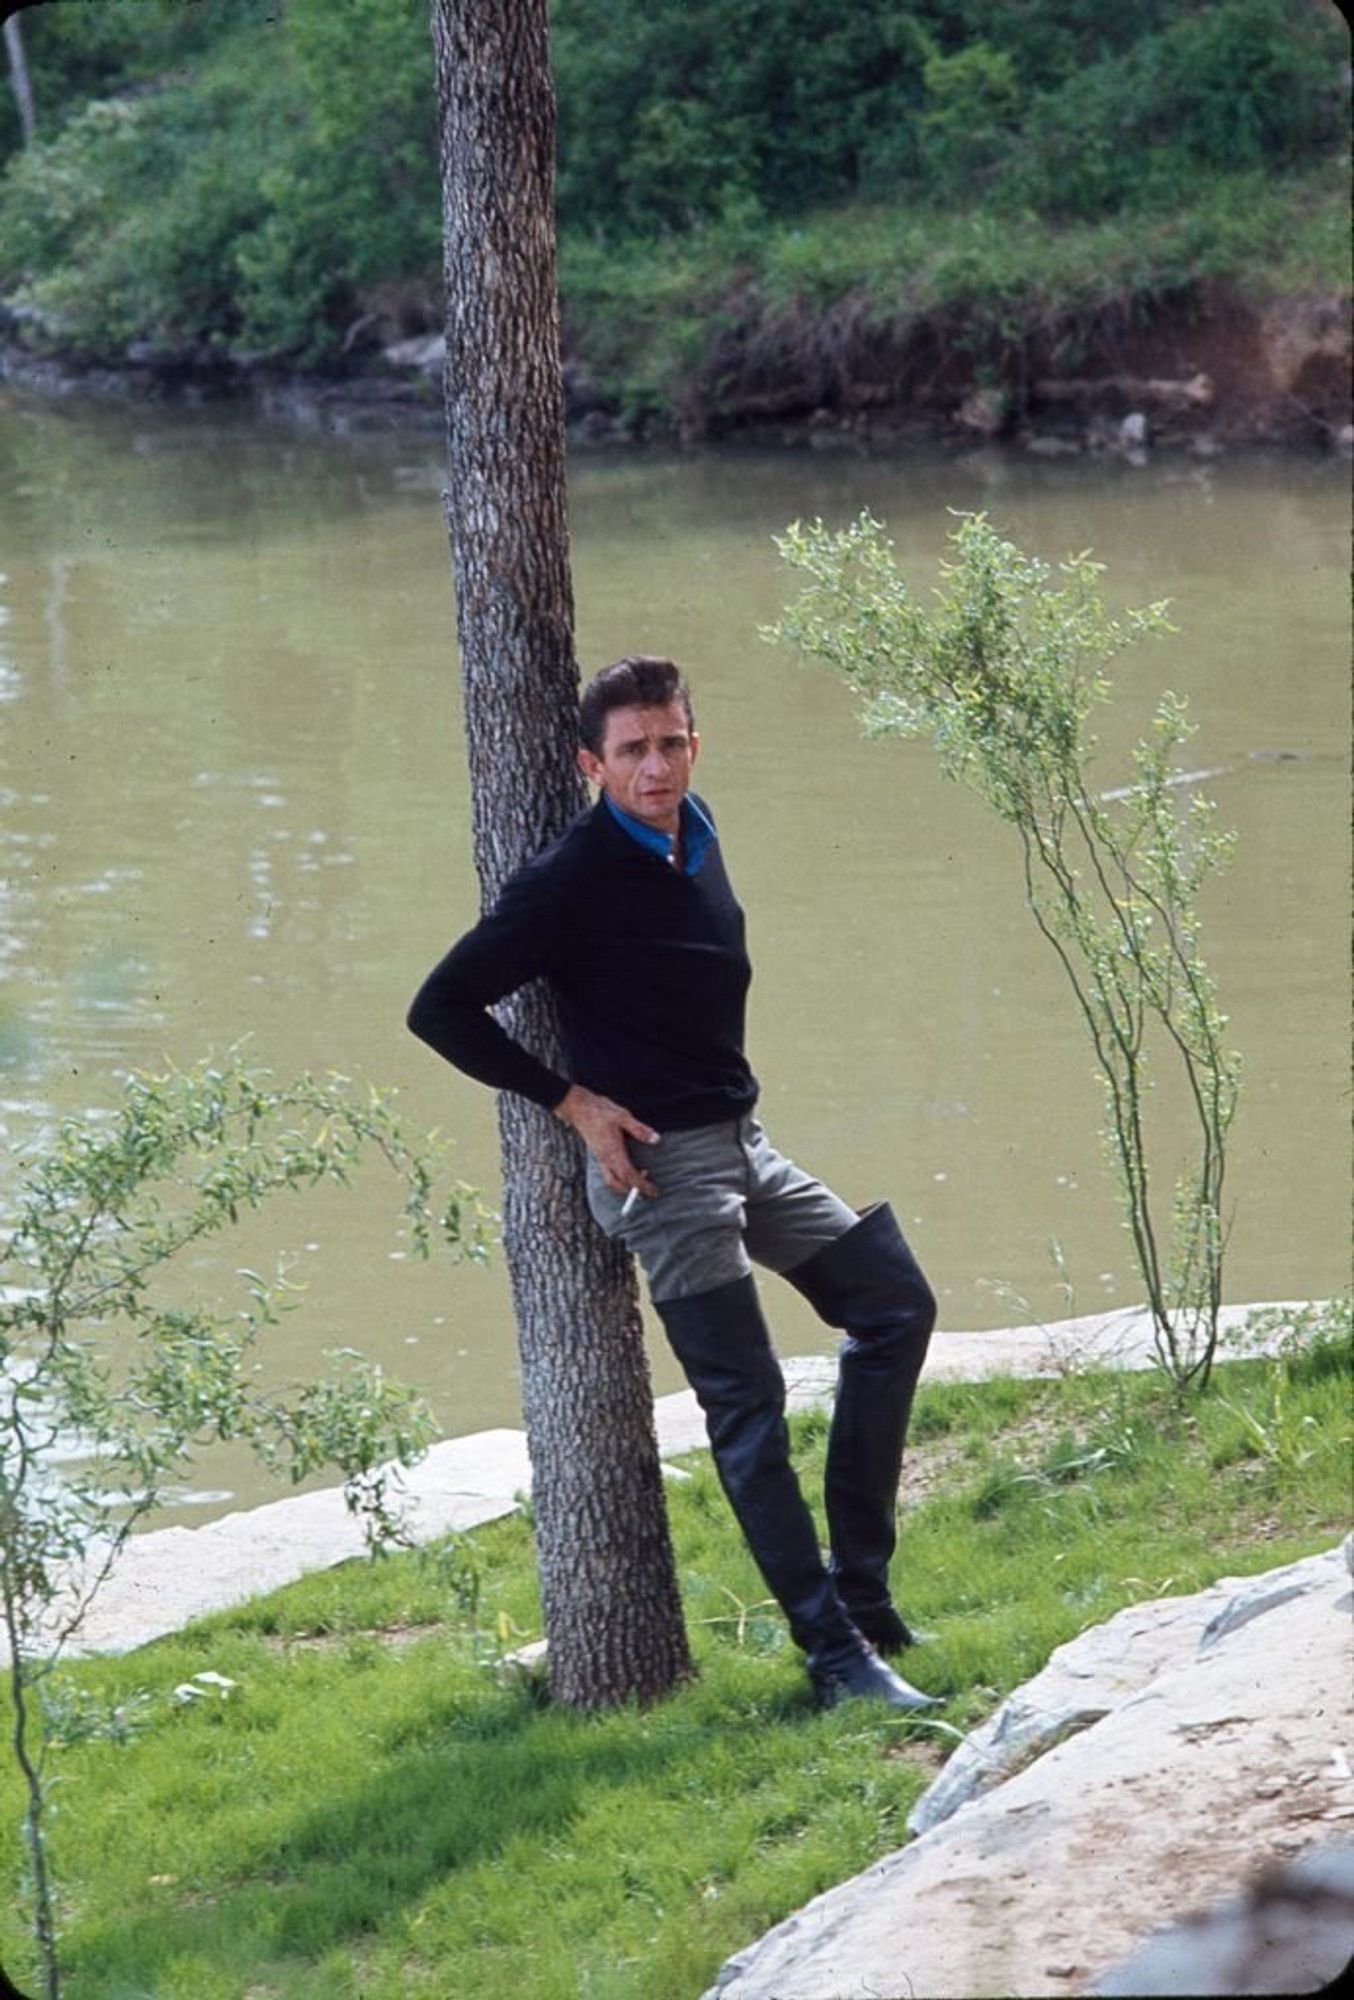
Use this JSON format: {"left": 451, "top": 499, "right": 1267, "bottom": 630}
{"left": 5, "top": 15, "right": 36, "bottom": 148}
{"left": 428, "top": 0, "right": 691, "bottom": 1708}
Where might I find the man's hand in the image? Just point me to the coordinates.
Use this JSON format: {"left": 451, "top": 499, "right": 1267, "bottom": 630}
{"left": 553, "top": 1085, "right": 659, "bottom": 1196}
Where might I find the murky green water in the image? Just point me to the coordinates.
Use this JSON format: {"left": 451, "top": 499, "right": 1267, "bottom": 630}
{"left": 2, "top": 392, "right": 1348, "bottom": 1517}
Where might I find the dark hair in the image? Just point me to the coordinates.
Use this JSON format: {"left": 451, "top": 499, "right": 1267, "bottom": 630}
{"left": 578, "top": 656, "right": 694, "bottom": 755}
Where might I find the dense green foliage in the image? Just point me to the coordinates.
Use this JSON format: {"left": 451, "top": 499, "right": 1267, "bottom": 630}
{"left": 0, "top": 0, "right": 1346, "bottom": 369}
{"left": 0, "top": 1309, "right": 1347, "bottom": 1995}
{"left": 553, "top": 0, "right": 1344, "bottom": 230}
{"left": 0, "top": 0, "right": 438, "bottom": 359}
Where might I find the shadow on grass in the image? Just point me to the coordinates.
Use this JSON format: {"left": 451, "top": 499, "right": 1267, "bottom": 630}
{"left": 0, "top": 1956, "right": 37, "bottom": 2000}
{"left": 68, "top": 1656, "right": 822, "bottom": 1982}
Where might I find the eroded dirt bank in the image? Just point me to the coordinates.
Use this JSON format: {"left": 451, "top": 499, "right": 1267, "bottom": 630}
{"left": 619, "top": 280, "right": 1353, "bottom": 453}
{"left": 2, "top": 282, "right": 1348, "bottom": 455}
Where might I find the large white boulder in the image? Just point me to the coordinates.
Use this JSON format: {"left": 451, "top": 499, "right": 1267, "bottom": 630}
{"left": 707, "top": 1540, "right": 1354, "bottom": 1999}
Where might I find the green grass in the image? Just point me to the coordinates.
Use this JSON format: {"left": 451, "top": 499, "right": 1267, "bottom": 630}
{"left": 559, "top": 155, "right": 1350, "bottom": 421}
{"left": 2, "top": 1322, "right": 1349, "bottom": 1999}
{"left": 755, "top": 159, "right": 1350, "bottom": 313}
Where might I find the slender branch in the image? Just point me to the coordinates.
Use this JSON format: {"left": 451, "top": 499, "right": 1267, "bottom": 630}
{"left": 1018, "top": 825, "right": 1168, "bottom": 1335}
{"left": 3, "top": 1582, "right": 59, "bottom": 2000}
{"left": 4, "top": 15, "right": 36, "bottom": 149}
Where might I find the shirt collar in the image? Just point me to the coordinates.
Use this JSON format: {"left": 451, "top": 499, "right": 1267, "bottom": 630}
{"left": 604, "top": 793, "right": 717, "bottom": 876}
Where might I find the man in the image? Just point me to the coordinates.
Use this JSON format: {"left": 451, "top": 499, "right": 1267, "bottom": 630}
{"left": 408, "top": 655, "right": 940, "bottom": 1711}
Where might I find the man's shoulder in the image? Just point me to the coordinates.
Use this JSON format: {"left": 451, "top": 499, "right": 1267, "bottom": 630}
{"left": 514, "top": 800, "right": 615, "bottom": 889}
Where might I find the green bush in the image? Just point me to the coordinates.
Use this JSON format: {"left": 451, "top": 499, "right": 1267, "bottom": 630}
{"left": 0, "top": 0, "right": 231, "bottom": 158}
{"left": 915, "top": 38, "right": 1024, "bottom": 190}
{"left": 0, "top": 0, "right": 438, "bottom": 364}
{"left": 0, "top": 32, "right": 301, "bottom": 353}
{"left": 925, "top": 0, "right": 1178, "bottom": 95}
{"left": 0, "top": 1, "right": 1347, "bottom": 366}
{"left": 1005, "top": 0, "right": 1347, "bottom": 218}
{"left": 553, "top": 0, "right": 1346, "bottom": 235}
{"left": 233, "top": 0, "right": 440, "bottom": 358}
{"left": 774, "top": 513, "right": 1242, "bottom": 1387}
{"left": 551, "top": 0, "right": 928, "bottom": 234}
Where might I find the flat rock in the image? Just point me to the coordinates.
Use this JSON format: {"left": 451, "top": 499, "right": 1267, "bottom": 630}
{"left": 706, "top": 1541, "right": 1354, "bottom": 1998}
{"left": 908, "top": 1541, "right": 1349, "bottom": 1837}
{"left": 918, "top": 1300, "right": 1307, "bottom": 1384}
{"left": 1, "top": 1429, "right": 532, "bottom": 1664}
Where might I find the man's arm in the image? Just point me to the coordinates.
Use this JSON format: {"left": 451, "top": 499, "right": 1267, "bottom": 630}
{"left": 407, "top": 868, "right": 659, "bottom": 1195}
{"left": 406, "top": 932, "right": 570, "bottom": 1110}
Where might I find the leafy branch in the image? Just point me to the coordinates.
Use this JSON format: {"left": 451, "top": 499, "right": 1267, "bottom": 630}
{"left": 0, "top": 1051, "right": 490, "bottom": 1999}
{"left": 770, "top": 510, "right": 1240, "bottom": 1392}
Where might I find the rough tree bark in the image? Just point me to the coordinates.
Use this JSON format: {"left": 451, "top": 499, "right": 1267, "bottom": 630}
{"left": 428, "top": 0, "right": 691, "bottom": 1707}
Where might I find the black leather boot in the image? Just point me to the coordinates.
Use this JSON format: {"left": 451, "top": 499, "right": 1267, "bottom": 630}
{"left": 785, "top": 1203, "right": 936, "bottom": 1649}
{"left": 806, "top": 1631, "right": 942, "bottom": 1712}
{"left": 656, "top": 1275, "right": 940, "bottom": 1712}
{"left": 656, "top": 1275, "right": 856, "bottom": 1655}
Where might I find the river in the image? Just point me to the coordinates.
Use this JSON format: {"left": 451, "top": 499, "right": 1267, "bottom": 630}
{"left": 1, "top": 392, "right": 1348, "bottom": 1519}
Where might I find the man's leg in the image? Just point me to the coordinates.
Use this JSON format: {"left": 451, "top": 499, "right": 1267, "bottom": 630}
{"left": 587, "top": 1125, "right": 938, "bottom": 1709}
{"left": 782, "top": 1203, "right": 936, "bottom": 1653}
{"left": 654, "top": 1272, "right": 854, "bottom": 1654}
{"left": 738, "top": 1126, "right": 936, "bottom": 1654}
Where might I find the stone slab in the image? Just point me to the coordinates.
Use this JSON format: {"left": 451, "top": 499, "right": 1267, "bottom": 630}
{"left": 2, "top": 1429, "right": 533, "bottom": 1664}
{"left": 908, "top": 1541, "right": 1350, "bottom": 1837}
{"left": 919, "top": 1300, "right": 1308, "bottom": 1383}
{"left": 707, "top": 1542, "right": 1354, "bottom": 1999}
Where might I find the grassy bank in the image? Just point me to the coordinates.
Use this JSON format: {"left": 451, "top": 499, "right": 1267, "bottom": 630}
{"left": 3, "top": 143, "right": 1347, "bottom": 443}
{"left": 560, "top": 158, "right": 1350, "bottom": 431}
{"left": 1, "top": 1316, "right": 1349, "bottom": 1999}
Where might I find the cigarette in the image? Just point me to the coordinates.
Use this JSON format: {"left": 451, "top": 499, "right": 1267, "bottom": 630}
{"left": 621, "top": 1187, "right": 642, "bottom": 1220}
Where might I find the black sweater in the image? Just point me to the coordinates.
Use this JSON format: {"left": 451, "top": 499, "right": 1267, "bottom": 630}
{"left": 407, "top": 797, "right": 759, "bottom": 1130}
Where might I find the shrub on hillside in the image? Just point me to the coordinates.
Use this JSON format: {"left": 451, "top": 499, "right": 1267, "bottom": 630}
{"left": 0, "top": 0, "right": 439, "bottom": 365}
{"left": 1003, "top": 0, "right": 1347, "bottom": 218}
{"left": 0, "top": 0, "right": 1346, "bottom": 364}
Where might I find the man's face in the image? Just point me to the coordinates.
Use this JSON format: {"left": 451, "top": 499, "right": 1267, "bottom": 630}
{"left": 578, "top": 700, "right": 699, "bottom": 837}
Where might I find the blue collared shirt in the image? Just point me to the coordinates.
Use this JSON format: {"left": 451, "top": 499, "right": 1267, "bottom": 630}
{"left": 604, "top": 792, "right": 717, "bottom": 876}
